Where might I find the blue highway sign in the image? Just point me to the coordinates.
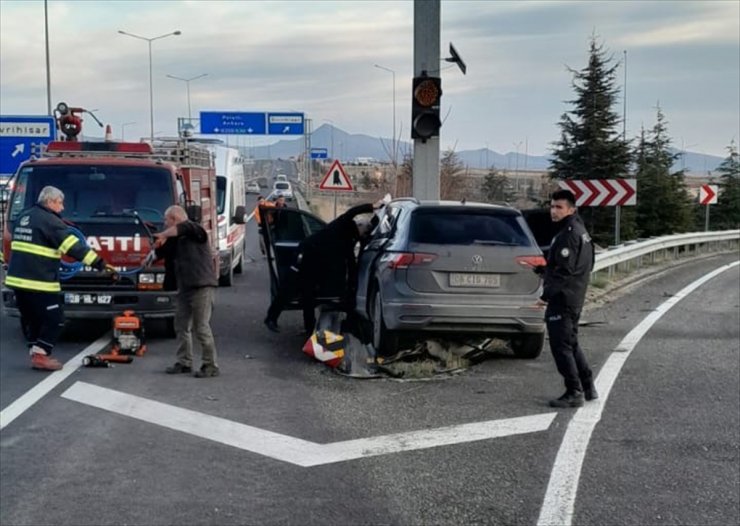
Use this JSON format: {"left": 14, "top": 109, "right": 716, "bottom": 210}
{"left": 200, "top": 112, "right": 266, "bottom": 135}
{"left": 267, "top": 112, "right": 304, "bottom": 135}
{"left": 310, "top": 148, "right": 328, "bottom": 159}
{"left": 0, "top": 115, "right": 56, "bottom": 175}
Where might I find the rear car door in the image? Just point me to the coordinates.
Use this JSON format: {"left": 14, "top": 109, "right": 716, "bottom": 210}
{"left": 260, "top": 207, "right": 326, "bottom": 307}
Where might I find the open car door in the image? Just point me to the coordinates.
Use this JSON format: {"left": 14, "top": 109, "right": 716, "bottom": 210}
{"left": 260, "top": 206, "right": 327, "bottom": 309}
{"left": 520, "top": 208, "right": 557, "bottom": 258}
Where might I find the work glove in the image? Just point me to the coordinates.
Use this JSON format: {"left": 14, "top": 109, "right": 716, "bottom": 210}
{"left": 142, "top": 249, "right": 157, "bottom": 268}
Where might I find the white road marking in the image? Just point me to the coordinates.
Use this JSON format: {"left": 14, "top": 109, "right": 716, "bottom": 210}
{"left": 61, "top": 381, "right": 557, "bottom": 467}
{"left": 537, "top": 260, "right": 740, "bottom": 526}
{"left": 0, "top": 332, "right": 110, "bottom": 431}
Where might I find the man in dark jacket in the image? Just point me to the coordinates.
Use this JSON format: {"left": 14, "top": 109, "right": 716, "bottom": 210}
{"left": 6, "top": 186, "right": 109, "bottom": 371}
{"left": 264, "top": 200, "right": 382, "bottom": 333}
{"left": 152, "top": 205, "right": 220, "bottom": 378}
{"left": 535, "top": 189, "right": 596, "bottom": 408}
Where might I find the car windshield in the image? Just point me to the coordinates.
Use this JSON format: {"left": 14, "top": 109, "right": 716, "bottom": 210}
{"left": 275, "top": 182, "right": 290, "bottom": 190}
{"left": 409, "top": 209, "right": 533, "bottom": 246}
{"left": 8, "top": 164, "right": 173, "bottom": 225}
{"left": 216, "top": 176, "right": 227, "bottom": 214}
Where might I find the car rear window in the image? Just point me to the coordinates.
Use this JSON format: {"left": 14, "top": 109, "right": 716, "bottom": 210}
{"left": 409, "top": 209, "right": 533, "bottom": 246}
{"left": 275, "top": 182, "right": 290, "bottom": 190}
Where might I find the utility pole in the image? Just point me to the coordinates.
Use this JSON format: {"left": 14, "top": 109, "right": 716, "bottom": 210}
{"left": 412, "top": 0, "right": 440, "bottom": 200}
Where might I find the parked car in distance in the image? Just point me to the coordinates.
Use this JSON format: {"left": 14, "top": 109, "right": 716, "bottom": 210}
{"left": 246, "top": 181, "right": 261, "bottom": 194}
{"left": 260, "top": 198, "right": 547, "bottom": 358}
{"left": 273, "top": 181, "right": 293, "bottom": 200}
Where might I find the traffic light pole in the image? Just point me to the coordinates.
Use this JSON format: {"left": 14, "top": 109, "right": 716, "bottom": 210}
{"left": 412, "top": 0, "right": 440, "bottom": 200}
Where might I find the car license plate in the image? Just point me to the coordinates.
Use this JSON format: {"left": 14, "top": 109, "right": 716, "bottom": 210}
{"left": 64, "top": 293, "right": 112, "bottom": 305}
{"left": 449, "top": 273, "right": 501, "bottom": 288}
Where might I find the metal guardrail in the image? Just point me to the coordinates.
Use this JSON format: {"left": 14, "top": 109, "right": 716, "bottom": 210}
{"left": 294, "top": 186, "right": 738, "bottom": 280}
{"left": 593, "top": 230, "right": 740, "bottom": 277}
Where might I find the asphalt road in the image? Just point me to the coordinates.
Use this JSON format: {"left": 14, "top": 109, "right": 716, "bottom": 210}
{"left": 1, "top": 187, "right": 738, "bottom": 525}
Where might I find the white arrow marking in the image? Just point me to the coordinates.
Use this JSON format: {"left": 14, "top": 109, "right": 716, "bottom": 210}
{"left": 611, "top": 179, "right": 627, "bottom": 206}
{"left": 61, "top": 381, "right": 556, "bottom": 467}
{"left": 11, "top": 143, "right": 25, "bottom": 157}
{"left": 282, "top": 125, "right": 290, "bottom": 133}
{"left": 590, "top": 180, "right": 608, "bottom": 206}
{"left": 247, "top": 127, "right": 253, "bottom": 134}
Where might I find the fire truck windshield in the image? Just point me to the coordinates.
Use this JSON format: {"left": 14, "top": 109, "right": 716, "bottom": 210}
{"left": 7, "top": 165, "right": 173, "bottom": 225}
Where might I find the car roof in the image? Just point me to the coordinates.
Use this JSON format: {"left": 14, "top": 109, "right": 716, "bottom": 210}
{"left": 390, "top": 198, "right": 520, "bottom": 215}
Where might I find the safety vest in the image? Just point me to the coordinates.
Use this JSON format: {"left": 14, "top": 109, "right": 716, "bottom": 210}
{"left": 5, "top": 204, "right": 100, "bottom": 293}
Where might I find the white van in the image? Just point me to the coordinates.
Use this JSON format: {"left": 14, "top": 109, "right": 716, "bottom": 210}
{"left": 210, "top": 145, "right": 247, "bottom": 286}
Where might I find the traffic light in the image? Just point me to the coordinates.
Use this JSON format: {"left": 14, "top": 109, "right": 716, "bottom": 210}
{"left": 411, "top": 75, "right": 442, "bottom": 140}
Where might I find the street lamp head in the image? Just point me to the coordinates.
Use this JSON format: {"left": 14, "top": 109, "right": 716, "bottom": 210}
{"left": 173, "top": 30, "right": 182, "bottom": 36}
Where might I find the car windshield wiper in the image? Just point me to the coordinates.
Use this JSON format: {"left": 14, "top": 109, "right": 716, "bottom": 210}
{"left": 472, "top": 239, "right": 520, "bottom": 246}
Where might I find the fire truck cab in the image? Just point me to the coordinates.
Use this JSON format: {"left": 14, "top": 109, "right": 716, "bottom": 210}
{"left": 1, "top": 133, "right": 218, "bottom": 334}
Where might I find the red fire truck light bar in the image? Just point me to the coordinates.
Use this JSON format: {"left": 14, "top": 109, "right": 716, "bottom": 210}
{"left": 45, "top": 142, "right": 153, "bottom": 154}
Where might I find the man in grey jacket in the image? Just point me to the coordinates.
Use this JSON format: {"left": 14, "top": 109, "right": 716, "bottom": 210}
{"left": 153, "top": 205, "right": 219, "bottom": 378}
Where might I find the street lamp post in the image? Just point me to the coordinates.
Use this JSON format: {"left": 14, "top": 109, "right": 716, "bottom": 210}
{"left": 166, "top": 73, "right": 207, "bottom": 121}
{"left": 374, "top": 64, "right": 396, "bottom": 168}
{"left": 118, "top": 29, "right": 181, "bottom": 143}
{"left": 121, "top": 121, "right": 136, "bottom": 141}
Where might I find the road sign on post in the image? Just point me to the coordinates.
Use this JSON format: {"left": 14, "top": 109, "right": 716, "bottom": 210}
{"left": 0, "top": 115, "right": 56, "bottom": 175}
{"left": 699, "top": 184, "right": 718, "bottom": 205}
{"left": 310, "top": 148, "right": 328, "bottom": 159}
{"left": 558, "top": 179, "right": 637, "bottom": 206}
{"left": 699, "top": 184, "right": 718, "bottom": 232}
{"left": 199, "top": 112, "right": 266, "bottom": 134}
{"left": 267, "top": 113, "right": 304, "bottom": 135}
{"left": 319, "top": 160, "right": 353, "bottom": 191}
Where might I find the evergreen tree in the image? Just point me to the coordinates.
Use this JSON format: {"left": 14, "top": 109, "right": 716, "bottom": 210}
{"left": 481, "top": 166, "right": 514, "bottom": 203}
{"left": 634, "top": 107, "right": 694, "bottom": 237}
{"left": 711, "top": 142, "right": 740, "bottom": 229}
{"left": 549, "top": 36, "right": 633, "bottom": 245}
{"left": 440, "top": 149, "right": 466, "bottom": 200}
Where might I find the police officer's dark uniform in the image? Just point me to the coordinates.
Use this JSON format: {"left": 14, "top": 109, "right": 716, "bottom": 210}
{"left": 539, "top": 212, "right": 596, "bottom": 407}
{"left": 6, "top": 203, "right": 106, "bottom": 370}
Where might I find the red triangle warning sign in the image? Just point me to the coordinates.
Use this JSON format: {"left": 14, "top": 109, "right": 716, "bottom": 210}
{"left": 319, "top": 160, "right": 353, "bottom": 191}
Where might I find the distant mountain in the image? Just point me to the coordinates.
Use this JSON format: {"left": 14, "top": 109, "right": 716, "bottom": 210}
{"left": 220, "top": 124, "right": 727, "bottom": 176}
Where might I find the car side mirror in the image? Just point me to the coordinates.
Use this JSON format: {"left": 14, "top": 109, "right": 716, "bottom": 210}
{"left": 186, "top": 204, "right": 202, "bottom": 223}
{"left": 233, "top": 205, "right": 246, "bottom": 225}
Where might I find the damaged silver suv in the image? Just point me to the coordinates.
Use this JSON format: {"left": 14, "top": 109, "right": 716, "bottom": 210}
{"left": 260, "top": 198, "right": 547, "bottom": 358}
{"left": 355, "top": 199, "right": 547, "bottom": 357}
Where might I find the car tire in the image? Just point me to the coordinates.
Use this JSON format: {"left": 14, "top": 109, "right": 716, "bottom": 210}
{"left": 371, "top": 288, "right": 398, "bottom": 356}
{"left": 164, "top": 318, "right": 176, "bottom": 339}
{"left": 219, "top": 263, "right": 234, "bottom": 287}
{"left": 510, "top": 333, "right": 545, "bottom": 359}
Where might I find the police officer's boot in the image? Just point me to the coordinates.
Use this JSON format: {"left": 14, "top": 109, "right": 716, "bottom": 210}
{"left": 549, "top": 390, "right": 585, "bottom": 408}
{"left": 582, "top": 381, "right": 599, "bottom": 401}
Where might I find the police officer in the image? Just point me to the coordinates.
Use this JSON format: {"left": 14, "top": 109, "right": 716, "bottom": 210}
{"left": 6, "top": 186, "right": 109, "bottom": 371}
{"left": 534, "top": 189, "right": 597, "bottom": 408}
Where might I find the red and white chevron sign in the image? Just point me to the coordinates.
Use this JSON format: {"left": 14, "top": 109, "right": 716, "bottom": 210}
{"left": 699, "top": 184, "right": 718, "bottom": 205}
{"left": 558, "top": 178, "right": 637, "bottom": 206}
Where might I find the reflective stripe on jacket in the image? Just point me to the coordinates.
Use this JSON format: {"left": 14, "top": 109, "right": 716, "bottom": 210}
{"left": 5, "top": 204, "right": 100, "bottom": 293}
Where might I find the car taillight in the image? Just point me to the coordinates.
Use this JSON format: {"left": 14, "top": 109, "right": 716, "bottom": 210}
{"left": 516, "top": 255, "right": 547, "bottom": 268}
{"left": 388, "top": 252, "right": 437, "bottom": 270}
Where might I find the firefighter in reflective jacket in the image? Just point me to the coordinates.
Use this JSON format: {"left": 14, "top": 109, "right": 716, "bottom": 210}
{"left": 5, "top": 186, "right": 109, "bottom": 371}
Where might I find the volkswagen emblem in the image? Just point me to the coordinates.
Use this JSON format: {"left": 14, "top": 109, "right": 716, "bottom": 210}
{"left": 472, "top": 254, "right": 483, "bottom": 266}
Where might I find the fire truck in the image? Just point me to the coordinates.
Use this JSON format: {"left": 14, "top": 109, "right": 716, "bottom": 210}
{"left": 1, "top": 103, "right": 219, "bottom": 335}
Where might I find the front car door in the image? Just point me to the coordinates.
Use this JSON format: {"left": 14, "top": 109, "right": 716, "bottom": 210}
{"left": 260, "top": 206, "right": 326, "bottom": 308}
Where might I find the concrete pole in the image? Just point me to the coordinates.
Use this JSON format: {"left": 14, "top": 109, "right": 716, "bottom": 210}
{"left": 412, "top": 0, "right": 440, "bottom": 200}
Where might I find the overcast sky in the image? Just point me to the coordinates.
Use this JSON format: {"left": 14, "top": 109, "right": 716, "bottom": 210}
{"left": 1, "top": 0, "right": 738, "bottom": 158}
